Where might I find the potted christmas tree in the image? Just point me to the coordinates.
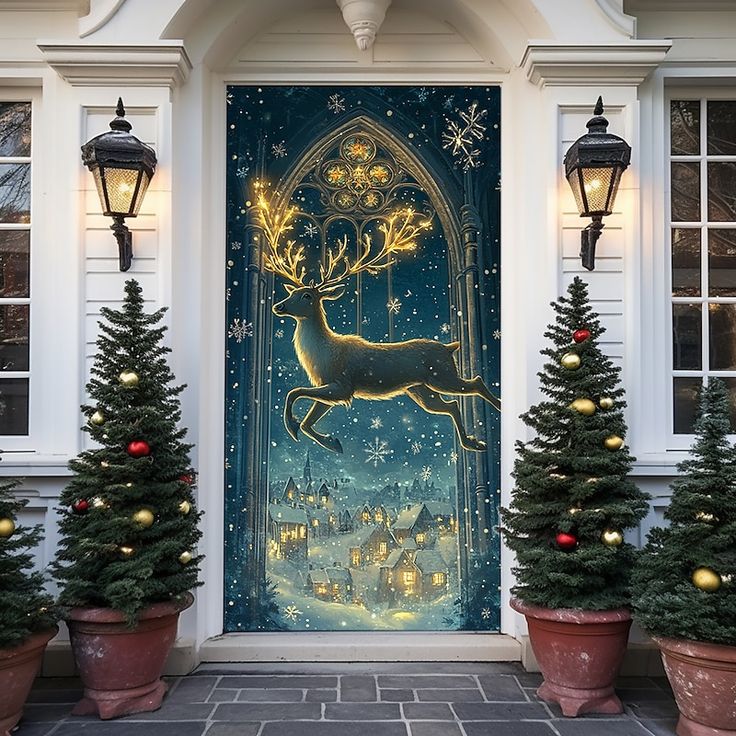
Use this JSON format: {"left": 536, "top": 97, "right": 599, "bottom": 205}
{"left": 0, "top": 472, "right": 57, "bottom": 736}
{"left": 52, "top": 280, "right": 202, "bottom": 719}
{"left": 633, "top": 379, "right": 736, "bottom": 736}
{"left": 502, "top": 276, "right": 649, "bottom": 716}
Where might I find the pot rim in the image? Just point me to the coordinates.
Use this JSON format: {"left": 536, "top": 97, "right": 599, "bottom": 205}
{"left": 0, "top": 625, "right": 59, "bottom": 661}
{"left": 652, "top": 635, "right": 736, "bottom": 663}
{"left": 510, "top": 597, "right": 631, "bottom": 624}
{"left": 64, "top": 591, "right": 194, "bottom": 624}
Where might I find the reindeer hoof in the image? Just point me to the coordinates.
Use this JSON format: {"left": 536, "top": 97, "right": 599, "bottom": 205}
{"left": 463, "top": 436, "right": 487, "bottom": 452}
{"left": 284, "top": 415, "right": 300, "bottom": 442}
{"left": 327, "top": 436, "right": 344, "bottom": 454}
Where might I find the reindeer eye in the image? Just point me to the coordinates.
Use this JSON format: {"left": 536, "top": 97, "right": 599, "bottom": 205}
{"left": 302, "top": 293, "right": 312, "bottom": 301}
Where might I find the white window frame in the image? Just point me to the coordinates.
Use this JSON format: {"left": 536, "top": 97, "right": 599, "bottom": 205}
{"left": 665, "top": 87, "right": 736, "bottom": 450}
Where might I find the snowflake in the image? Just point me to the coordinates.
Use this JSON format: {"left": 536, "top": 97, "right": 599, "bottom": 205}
{"left": 272, "top": 141, "right": 287, "bottom": 158}
{"left": 449, "top": 450, "right": 459, "bottom": 464}
{"left": 411, "top": 441, "right": 422, "bottom": 455}
{"left": 228, "top": 318, "right": 253, "bottom": 342}
{"left": 493, "top": 329, "right": 501, "bottom": 340}
{"left": 231, "top": 240, "right": 242, "bottom": 250}
{"left": 226, "top": 92, "right": 234, "bottom": 105}
{"left": 405, "top": 289, "right": 413, "bottom": 297}
{"left": 443, "top": 95, "right": 455, "bottom": 111}
{"left": 440, "top": 322, "right": 450, "bottom": 334}
{"left": 370, "top": 417, "right": 383, "bottom": 430}
{"left": 364, "top": 437, "right": 393, "bottom": 467}
{"left": 327, "top": 94, "right": 346, "bottom": 114}
{"left": 226, "top": 288, "right": 231, "bottom": 302}
{"left": 275, "top": 328, "right": 284, "bottom": 339}
{"left": 421, "top": 465, "right": 432, "bottom": 481}
{"left": 414, "top": 87, "right": 430, "bottom": 102}
{"left": 284, "top": 605, "right": 302, "bottom": 621}
{"left": 361, "top": 315, "right": 371, "bottom": 325}
{"left": 225, "top": 458, "right": 231, "bottom": 469}
{"left": 481, "top": 607, "right": 492, "bottom": 620}
{"left": 387, "top": 297, "right": 402, "bottom": 315}
{"left": 236, "top": 167, "right": 248, "bottom": 179}
{"left": 442, "top": 103, "right": 488, "bottom": 171}
{"left": 303, "top": 223, "right": 319, "bottom": 238}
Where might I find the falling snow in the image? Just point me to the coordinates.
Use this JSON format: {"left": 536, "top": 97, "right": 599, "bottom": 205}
{"left": 421, "top": 465, "right": 433, "bottom": 481}
{"left": 386, "top": 297, "right": 402, "bottom": 315}
{"left": 284, "top": 605, "right": 302, "bottom": 621}
{"left": 327, "top": 94, "right": 346, "bottom": 114}
{"left": 442, "top": 102, "right": 488, "bottom": 171}
{"left": 271, "top": 141, "right": 287, "bottom": 158}
{"left": 303, "top": 223, "right": 319, "bottom": 238}
{"left": 228, "top": 318, "right": 253, "bottom": 342}
{"left": 411, "top": 441, "right": 422, "bottom": 455}
{"left": 449, "top": 450, "right": 459, "bottom": 464}
{"left": 370, "top": 417, "right": 383, "bottom": 430}
{"left": 275, "top": 328, "right": 285, "bottom": 339}
{"left": 493, "top": 329, "right": 501, "bottom": 340}
{"left": 440, "top": 322, "right": 450, "bottom": 334}
{"left": 364, "top": 437, "right": 393, "bottom": 467}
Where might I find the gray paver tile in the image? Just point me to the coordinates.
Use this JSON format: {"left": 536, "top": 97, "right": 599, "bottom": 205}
{"left": 381, "top": 689, "right": 415, "bottom": 702}
{"left": 554, "top": 721, "right": 653, "bottom": 735}
{"left": 125, "top": 704, "right": 215, "bottom": 721}
{"left": 18, "top": 705, "right": 73, "bottom": 722}
{"left": 236, "top": 689, "right": 304, "bottom": 702}
{"left": 402, "top": 703, "right": 454, "bottom": 720}
{"left": 628, "top": 700, "right": 680, "bottom": 719}
{"left": 409, "top": 722, "right": 463, "bottom": 736}
{"left": 341, "top": 675, "right": 377, "bottom": 702}
{"left": 207, "top": 690, "right": 238, "bottom": 703}
{"left": 462, "top": 723, "right": 556, "bottom": 736}
{"left": 452, "top": 701, "right": 549, "bottom": 720}
{"left": 214, "top": 703, "right": 321, "bottom": 721}
{"left": 324, "top": 703, "right": 401, "bottom": 720}
{"left": 15, "top": 723, "right": 58, "bottom": 736}
{"left": 53, "top": 723, "right": 207, "bottom": 736}
{"left": 305, "top": 689, "right": 338, "bottom": 702}
{"left": 416, "top": 689, "right": 483, "bottom": 702}
{"left": 377, "top": 676, "right": 475, "bottom": 689}
{"left": 261, "top": 723, "right": 408, "bottom": 736}
{"left": 220, "top": 676, "right": 337, "bottom": 689}
{"left": 477, "top": 675, "right": 526, "bottom": 701}
{"left": 168, "top": 677, "right": 219, "bottom": 703}
{"left": 25, "top": 689, "right": 82, "bottom": 704}
{"left": 204, "top": 724, "right": 260, "bottom": 736}
{"left": 542, "top": 701, "right": 628, "bottom": 719}
{"left": 619, "top": 688, "right": 676, "bottom": 703}
{"left": 635, "top": 718, "right": 678, "bottom": 735}
{"left": 515, "top": 672, "right": 543, "bottom": 687}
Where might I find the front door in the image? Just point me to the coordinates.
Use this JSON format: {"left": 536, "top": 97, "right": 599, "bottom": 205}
{"left": 224, "top": 86, "right": 501, "bottom": 633}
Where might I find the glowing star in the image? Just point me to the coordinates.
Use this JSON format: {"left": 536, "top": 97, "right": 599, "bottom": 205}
{"left": 327, "top": 94, "right": 346, "bottom": 114}
{"left": 345, "top": 138, "right": 373, "bottom": 162}
{"left": 411, "top": 441, "right": 422, "bottom": 455}
{"left": 364, "top": 437, "right": 393, "bottom": 467}
{"left": 303, "top": 223, "right": 319, "bottom": 238}
{"left": 369, "top": 164, "right": 390, "bottom": 185}
{"left": 370, "top": 417, "right": 383, "bottom": 430}
{"left": 326, "top": 165, "right": 347, "bottom": 186}
{"left": 421, "top": 465, "right": 432, "bottom": 481}
{"left": 271, "top": 141, "right": 287, "bottom": 158}
{"left": 387, "top": 297, "right": 402, "bottom": 315}
{"left": 440, "top": 322, "right": 451, "bottom": 334}
{"left": 363, "top": 192, "right": 380, "bottom": 208}
{"left": 228, "top": 318, "right": 253, "bottom": 342}
{"left": 481, "top": 607, "right": 492, "bottom": 620}
{"left": 449, "top": 450, "right": 459, "bottom": 464}
{"left": 284, "top": 605, "right": 302, "bottom": 621}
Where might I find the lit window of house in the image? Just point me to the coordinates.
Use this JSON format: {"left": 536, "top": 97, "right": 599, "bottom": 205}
{"left": 378, "top": 541, "right": 387, "bottom": 555}
{"left": 299, "top": 526, "right": 306, "bottom": 538}
{"left": 403, "top": 570, "right": 415, "bottom": 583}
{"left": 0, "top": 101, "right": 31, "bottom": 436}
{"left": 312, "top": 518, "right": 319, "bottom": 527}
{"left": 415, "top": 532, "right": 425, "bottom": 544}
{"left": 432, "top": 572, "right": 445, "bottom": 586}
{"left": 670, "top": 99, "right": 736, "bottom": 433}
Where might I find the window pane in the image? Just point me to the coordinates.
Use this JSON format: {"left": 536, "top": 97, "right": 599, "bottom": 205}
{"left": 0, "top": 378, "right": 28, "bottom": 435}
{"left": 709, "top": 303, "right": 736, "bottom": 370}
{"left": 0, "top": 230, "right": 29, "bottom": 298}
{"left": 671, "top": 162, "right": 700, "bottom": 222}
{"left": 0, "top": 304, "right": 29, "bottom": 371}
{"left": 672, "top": 228, "right": 700, "bottom": 296}
{"left": 0, "top": 163, "right": 30, "bottom": 223}
{"left": 707, "top": 101, "right": 736, "bottom": 155}
{"left": 708, "top": 229, "right": 736, "bottom": 296}
{"left": 674, "top": 377, "right": 702, "bottom": 434}
{"left": 720, "top": 377, "right": 736, "bottom": 432}
{"left": 0, "top": 102, "right": 31, "bottom": 157}
{"left": 673, "top": 303, "right": 702, "bottom": 370}
{"left": 671, "top": 101, "right": 700, "bottom": 155}
{"left": 708, "top": 162, "right": 736, "bottom": 221}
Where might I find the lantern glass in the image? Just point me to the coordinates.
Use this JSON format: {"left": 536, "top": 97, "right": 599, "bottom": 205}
{"left": 92, "top": 165, "right": 150, "bottom": 218}
{"left": 567, "top": 165, "right": 624, "bottom": 218}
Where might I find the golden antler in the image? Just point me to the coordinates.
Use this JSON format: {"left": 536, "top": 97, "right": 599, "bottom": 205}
{"left": 319, "top": 208, "right": 432, "bottom": 289}
{"left": 255, "top": 192, "right": 306, "bottom": 287}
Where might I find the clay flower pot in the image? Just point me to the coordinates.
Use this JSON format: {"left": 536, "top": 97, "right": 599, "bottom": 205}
{"left": 653, "top": 636, "right": 736, "bottom": 736}
{"left": 0, "top": 627, "right": 58, "bottom": 736}
{"left": 511, "top": 598, "right": 631, "bottom": 717}
{"left": 66, "top": 592, "right": 193, "bottom": 719}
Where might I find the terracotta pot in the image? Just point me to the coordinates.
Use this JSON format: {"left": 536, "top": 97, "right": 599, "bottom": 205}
{"left": 653, "top": 636, "right": 736, "bottom": 736}
{"left": 66, "top": 592, "right": 193, "bottom": 719}
{"left": 0, "top": 627, "right": 58, "bottom": 736}
{"left": 511, "top": 597, "right": 631, "bottom": 717}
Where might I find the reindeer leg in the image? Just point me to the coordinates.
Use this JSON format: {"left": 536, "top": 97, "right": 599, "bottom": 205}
{"left": 300, "top": 401, "right": 343, "bottom": 454}
{"left": 285, "top": 383, "right": 351, "bottom": 448}
{"left": 406, "top": 385, "right": 487, "bottom": 452}
{"left": 427, "top": 374, "right": 501, "bottom": 412}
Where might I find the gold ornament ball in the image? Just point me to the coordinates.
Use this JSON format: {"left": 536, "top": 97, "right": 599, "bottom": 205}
{"left": 695, "top": 511, "right": 717, "bottom": 523}
{"left": 119, "top": 545, "right": 135, "bottom": 558}
{"left": 118, "top": 371, "right": 140, "bottom": 388}
{"left": 90, "top": 410, "right": 105, "bottom": 425}
{"left": 692, "top": 567, "right": 721, "bottom": 592}
{"left": 133, "top": 509, "right": 155, "bottom": 528}
{"left": 179, "top": 500, "right": 191, "bottom": 515}
{"left": 179, "top": 551, "right": 193, "bottom": 565}
{"left": 561, "top": 352, "right": 581, "bottom": 370}
{"left": 92, "top": 496, "right": 107, "bottom": 509}
{"left": 599, "top": 397, "right": 614, "bottom": 410}
{"left": 601, "top": 529, "right": 624, "bottom": 547}
{"left": 0, "top": 517, "right": 16, "bottom": 538}
{"left": 570, "top": 398, "right": 596, "bottom": 416}
{"left": 604, "top": 435, "right": 624, "bottom": 450}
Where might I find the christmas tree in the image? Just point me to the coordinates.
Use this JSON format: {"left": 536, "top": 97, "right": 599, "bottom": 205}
{"left": 502, "top": 277, "right": 649, "bottom": 610}
{"left": 52, "top": 280, "right": 202, "bottom": 623}
{"left": 633, "top": 379, "right": 736, "bottom": 645}
{"left": 0, "top": 472, "right": 55, "bottom": 649}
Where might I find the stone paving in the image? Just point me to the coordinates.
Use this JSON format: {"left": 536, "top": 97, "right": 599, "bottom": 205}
{"left": 17, "top": 663, "right": 678, "bottom": 736}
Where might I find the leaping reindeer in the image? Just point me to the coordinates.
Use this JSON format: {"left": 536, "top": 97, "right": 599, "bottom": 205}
{"left": 257, "top": 195, "right": 500, "bottom": 455}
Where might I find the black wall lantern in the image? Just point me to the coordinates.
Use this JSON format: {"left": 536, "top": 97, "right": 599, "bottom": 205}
{"left": 563, "top": 97, "right": 631, "bottom": 271}
{"left": 81, "top": 99, "right": 157, "bottom": 271}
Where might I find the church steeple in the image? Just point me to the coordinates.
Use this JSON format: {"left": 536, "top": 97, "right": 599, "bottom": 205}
{"left": 303, "top": 450, "right": 312, "bottom": 484}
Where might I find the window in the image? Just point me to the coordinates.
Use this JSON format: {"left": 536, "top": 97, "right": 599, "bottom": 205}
{"left": 670, "top": 99, "right": 736, "bottom": 433}
{"left": 432, "top": 573, "right": 445, "bottom": 586}
{"left": 0, "top": 102, "right": 31, "bottom": 436}
{"left": 378, "top": 541, "right": 388, "bottom": 555}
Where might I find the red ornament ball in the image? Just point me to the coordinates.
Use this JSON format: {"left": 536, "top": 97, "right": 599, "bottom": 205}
{"left": 573, "top": 329, "right": 591, "bottom": 344}
{"left": 72, "top": 499, "right": 89, "bottom": 515}
{"left": 556, "top": 532, "right": 578, "bottom": 550}
{"left": 179, "top": 473, "right": 194, "bottom": 485}
{"left": 127, "top": 440, "right": 151, "bottom": 458}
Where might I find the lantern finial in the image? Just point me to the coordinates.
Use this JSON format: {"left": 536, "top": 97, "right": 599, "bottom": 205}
{"left": 594, "top": 96, "right": 604, "bottom": 116}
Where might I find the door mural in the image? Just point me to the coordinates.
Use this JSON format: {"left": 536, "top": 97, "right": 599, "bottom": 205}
{"left": 225, "top": 87, "right": 501, "bottom": 632}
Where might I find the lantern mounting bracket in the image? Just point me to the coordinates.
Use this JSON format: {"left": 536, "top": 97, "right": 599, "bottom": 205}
{"left": 580, "top": 216, "right": 603, "bottom": 272}
{"left": 111, "top": 215, "right": 133, "bottom": 272}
